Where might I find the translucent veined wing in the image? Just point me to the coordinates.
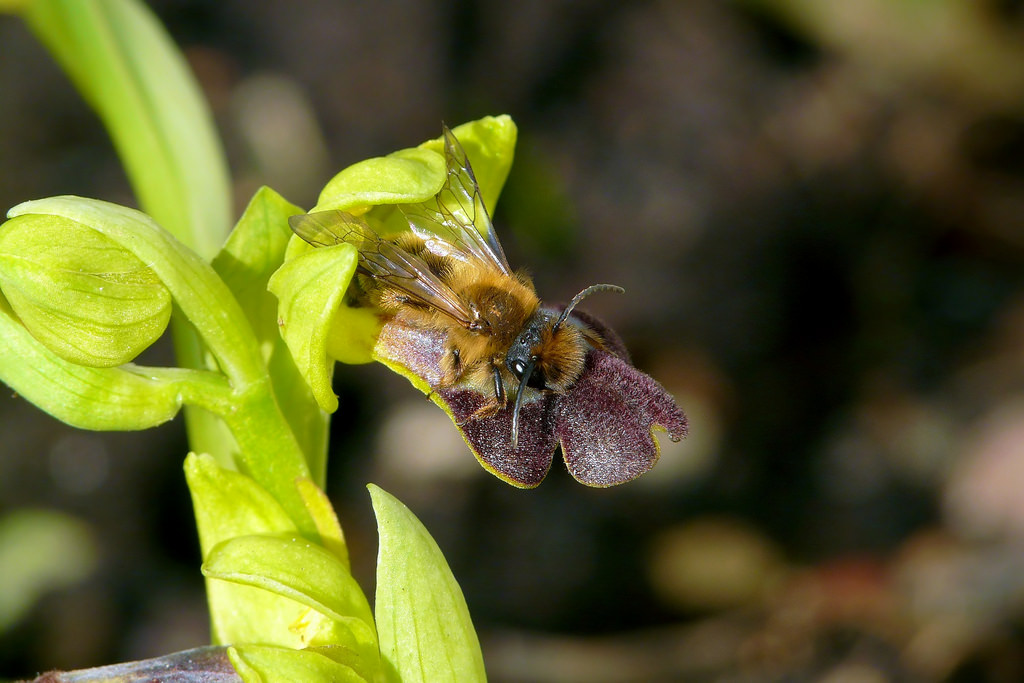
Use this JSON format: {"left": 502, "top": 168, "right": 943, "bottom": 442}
{"left": 288, "top": 210, "right": 478, "bottom": 326}
{"left": 400, "top": 126, "right": 513, "bottom": 276}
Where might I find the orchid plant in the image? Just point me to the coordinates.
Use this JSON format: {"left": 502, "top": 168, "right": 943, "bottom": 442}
{"left": 0, "top": 0, "right": 688, "bottom": 679}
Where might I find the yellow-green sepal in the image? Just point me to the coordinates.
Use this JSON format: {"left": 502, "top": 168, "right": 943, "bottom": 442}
{"left": 312, "top": 148, "right": 446, "bottom": 214}
{"left": 268, "top": 242, "right": 377, "bottom": 413}
{"left": 420, "top": 115, "right": 518, "bottom": 216}
{"left": 311, "top": 115, "right": 517, "bottom": 221}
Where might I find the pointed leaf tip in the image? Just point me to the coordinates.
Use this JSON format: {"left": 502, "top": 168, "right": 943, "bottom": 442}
{"left": 370, "top": 485, "right": 486, "bottom": 681}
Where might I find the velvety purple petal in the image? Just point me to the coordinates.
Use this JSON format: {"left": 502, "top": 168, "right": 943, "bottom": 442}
{"left": 439, "top": 388, "right": 559, "bottom": 488}
{"left": 556, "top": 350, "right": 687, "bottom": 487}
{"left": 373, "top": 317, "right": 559, "bottom": 487}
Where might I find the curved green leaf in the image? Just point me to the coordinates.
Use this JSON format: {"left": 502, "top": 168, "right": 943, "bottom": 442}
{"left": 203, "top": 532, "right": 380, "bottom": 678}
{"left": 6, "top": 198, "right": 316, "bottom": 533}
{"left": 19, "top": 0, "right": 236, "bottom": 466}
{"left": 185, "top": 453, "right": 316, "bottom": 648}
{"left": 310, "top": 115, "right": 517, "bottom": 228}
{"left": 370, "top": 485, "right": 486, "bottom": 682}
{"left": 203, "top": 533, "right": 375, "bottom": 637}
{"left": 7, "top": 196, "right": 265, "bottom": 386}
{"left": 230, "top": 645, "right": 370, "bottom": 683}
{"left": 0, "top": 298, "right": 228, "bottom": 430}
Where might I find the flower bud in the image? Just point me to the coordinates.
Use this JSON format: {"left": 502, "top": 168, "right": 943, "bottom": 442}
{"left": 0, "top": 212, "right": 171, "bottom": 367}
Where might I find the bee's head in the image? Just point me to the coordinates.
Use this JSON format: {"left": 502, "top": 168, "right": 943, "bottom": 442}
{"left": 506, "top": 284, "right": 624, "bottom": 447}
{"left": 505, "top": 312, "right": 555, "bottom": 390}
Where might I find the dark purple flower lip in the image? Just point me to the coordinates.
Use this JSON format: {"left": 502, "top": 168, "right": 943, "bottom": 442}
{"left": 555, "top": 348, "right": 687, "bottom": 486}
{"left": 372, "top": 316, "right": 687, "bottom": 488}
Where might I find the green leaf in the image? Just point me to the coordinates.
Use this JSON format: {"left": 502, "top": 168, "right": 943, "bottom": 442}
{"left": 269, "top": 242, "right": 379, "bottom": 412}
{"left": 203, "top": 533, "right": 375, "bottom": 636}
{"left": 5, "top": 200, "right": 317, "bottom": 534}
{"left": 296, "top": 478, "right": 350, "bottom": 571}
{"left": 312, "top": 148, "right": 446, "bottom": 214}
{"left": 3, "top": 201, "right": 318, "bottom": 530}
{"left": 213, "top": 187, "right": 330, "bottom": 484}
{"left": 185, "top": 453, "right": 313, "bottom": 648}
{"left": 20, "top": 0, "right": 231, "bottom": 260}
{"left": 185, "top": 453, "right": 297, "bottom": 552}
{"left": 20, "top": 0, "right": 236, "bottom": 467}
{"left": 203, "top": 533, "right": 380, "bottom": 678}
{"left": 185, "top": 452, "right": 299, "bottom": 638}
{"left": 370, "top": 485, "right": 486, "bottom": 682}
{"left": 0, "top": 297, "right": 228, "bottom": 430}
{"left": 5, "top": 196, "right": 316, "bottom": 532}
{"left": 0, "top": 212, "right": 171, "bottom": 367}
{"left": 0, "top": 509, "right": 97, "bottom": 632}
{"left": 230, "top": 645, "right": 370, "bottom": 683}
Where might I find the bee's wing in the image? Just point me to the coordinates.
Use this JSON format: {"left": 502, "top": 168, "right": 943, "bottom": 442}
{"left": 289, "top": 210, "right": 478, "bottom": 326}
{"left": 286, "top": 210, "right": 356, "bottom": 248}
{"left": 401, "top": 126, "right": 513, "bottom": 276}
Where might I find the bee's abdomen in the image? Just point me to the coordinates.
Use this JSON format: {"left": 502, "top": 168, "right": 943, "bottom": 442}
{"left": 386, "top": 232, "right": 454, "bottom": 281}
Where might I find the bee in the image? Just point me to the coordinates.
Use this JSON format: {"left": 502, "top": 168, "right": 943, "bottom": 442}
{"left": 289, "top": 125, "right": 686, "bottom": 487}
{"left": 289, "top": 126, "right": 625, "bottom": 448}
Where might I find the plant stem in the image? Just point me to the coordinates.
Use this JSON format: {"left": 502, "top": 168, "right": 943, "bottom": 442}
{"left": 223, "top": 378, "right": 317, "bottom": 537}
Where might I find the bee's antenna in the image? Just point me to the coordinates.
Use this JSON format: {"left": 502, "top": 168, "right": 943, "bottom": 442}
{"left": 553, "top": 283, "right": 625, "bottom": 331}
{"left": 510, "top": 358, "right": 537, "bottom": 449}
{"left": 512, "top": 284, "right": 623, "bottom": 447}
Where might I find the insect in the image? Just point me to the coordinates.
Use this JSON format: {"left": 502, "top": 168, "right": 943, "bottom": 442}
{"left": 289, "top": 125, "right": 686, "bottom": 486}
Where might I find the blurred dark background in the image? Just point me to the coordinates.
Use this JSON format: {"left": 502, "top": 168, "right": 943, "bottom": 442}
{"left": 4, "top": 1, "right": 1024, "bottom": 680}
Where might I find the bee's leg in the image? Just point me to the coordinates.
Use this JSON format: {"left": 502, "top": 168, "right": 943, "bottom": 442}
{"left": 439, "top": 346, "right": 462, "bottom": 386}
{"left": 470, "top": 363, "right": 505, "bottom": 420}
{"left": 492, "top": 365, "right": 505, "bottom": 405}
